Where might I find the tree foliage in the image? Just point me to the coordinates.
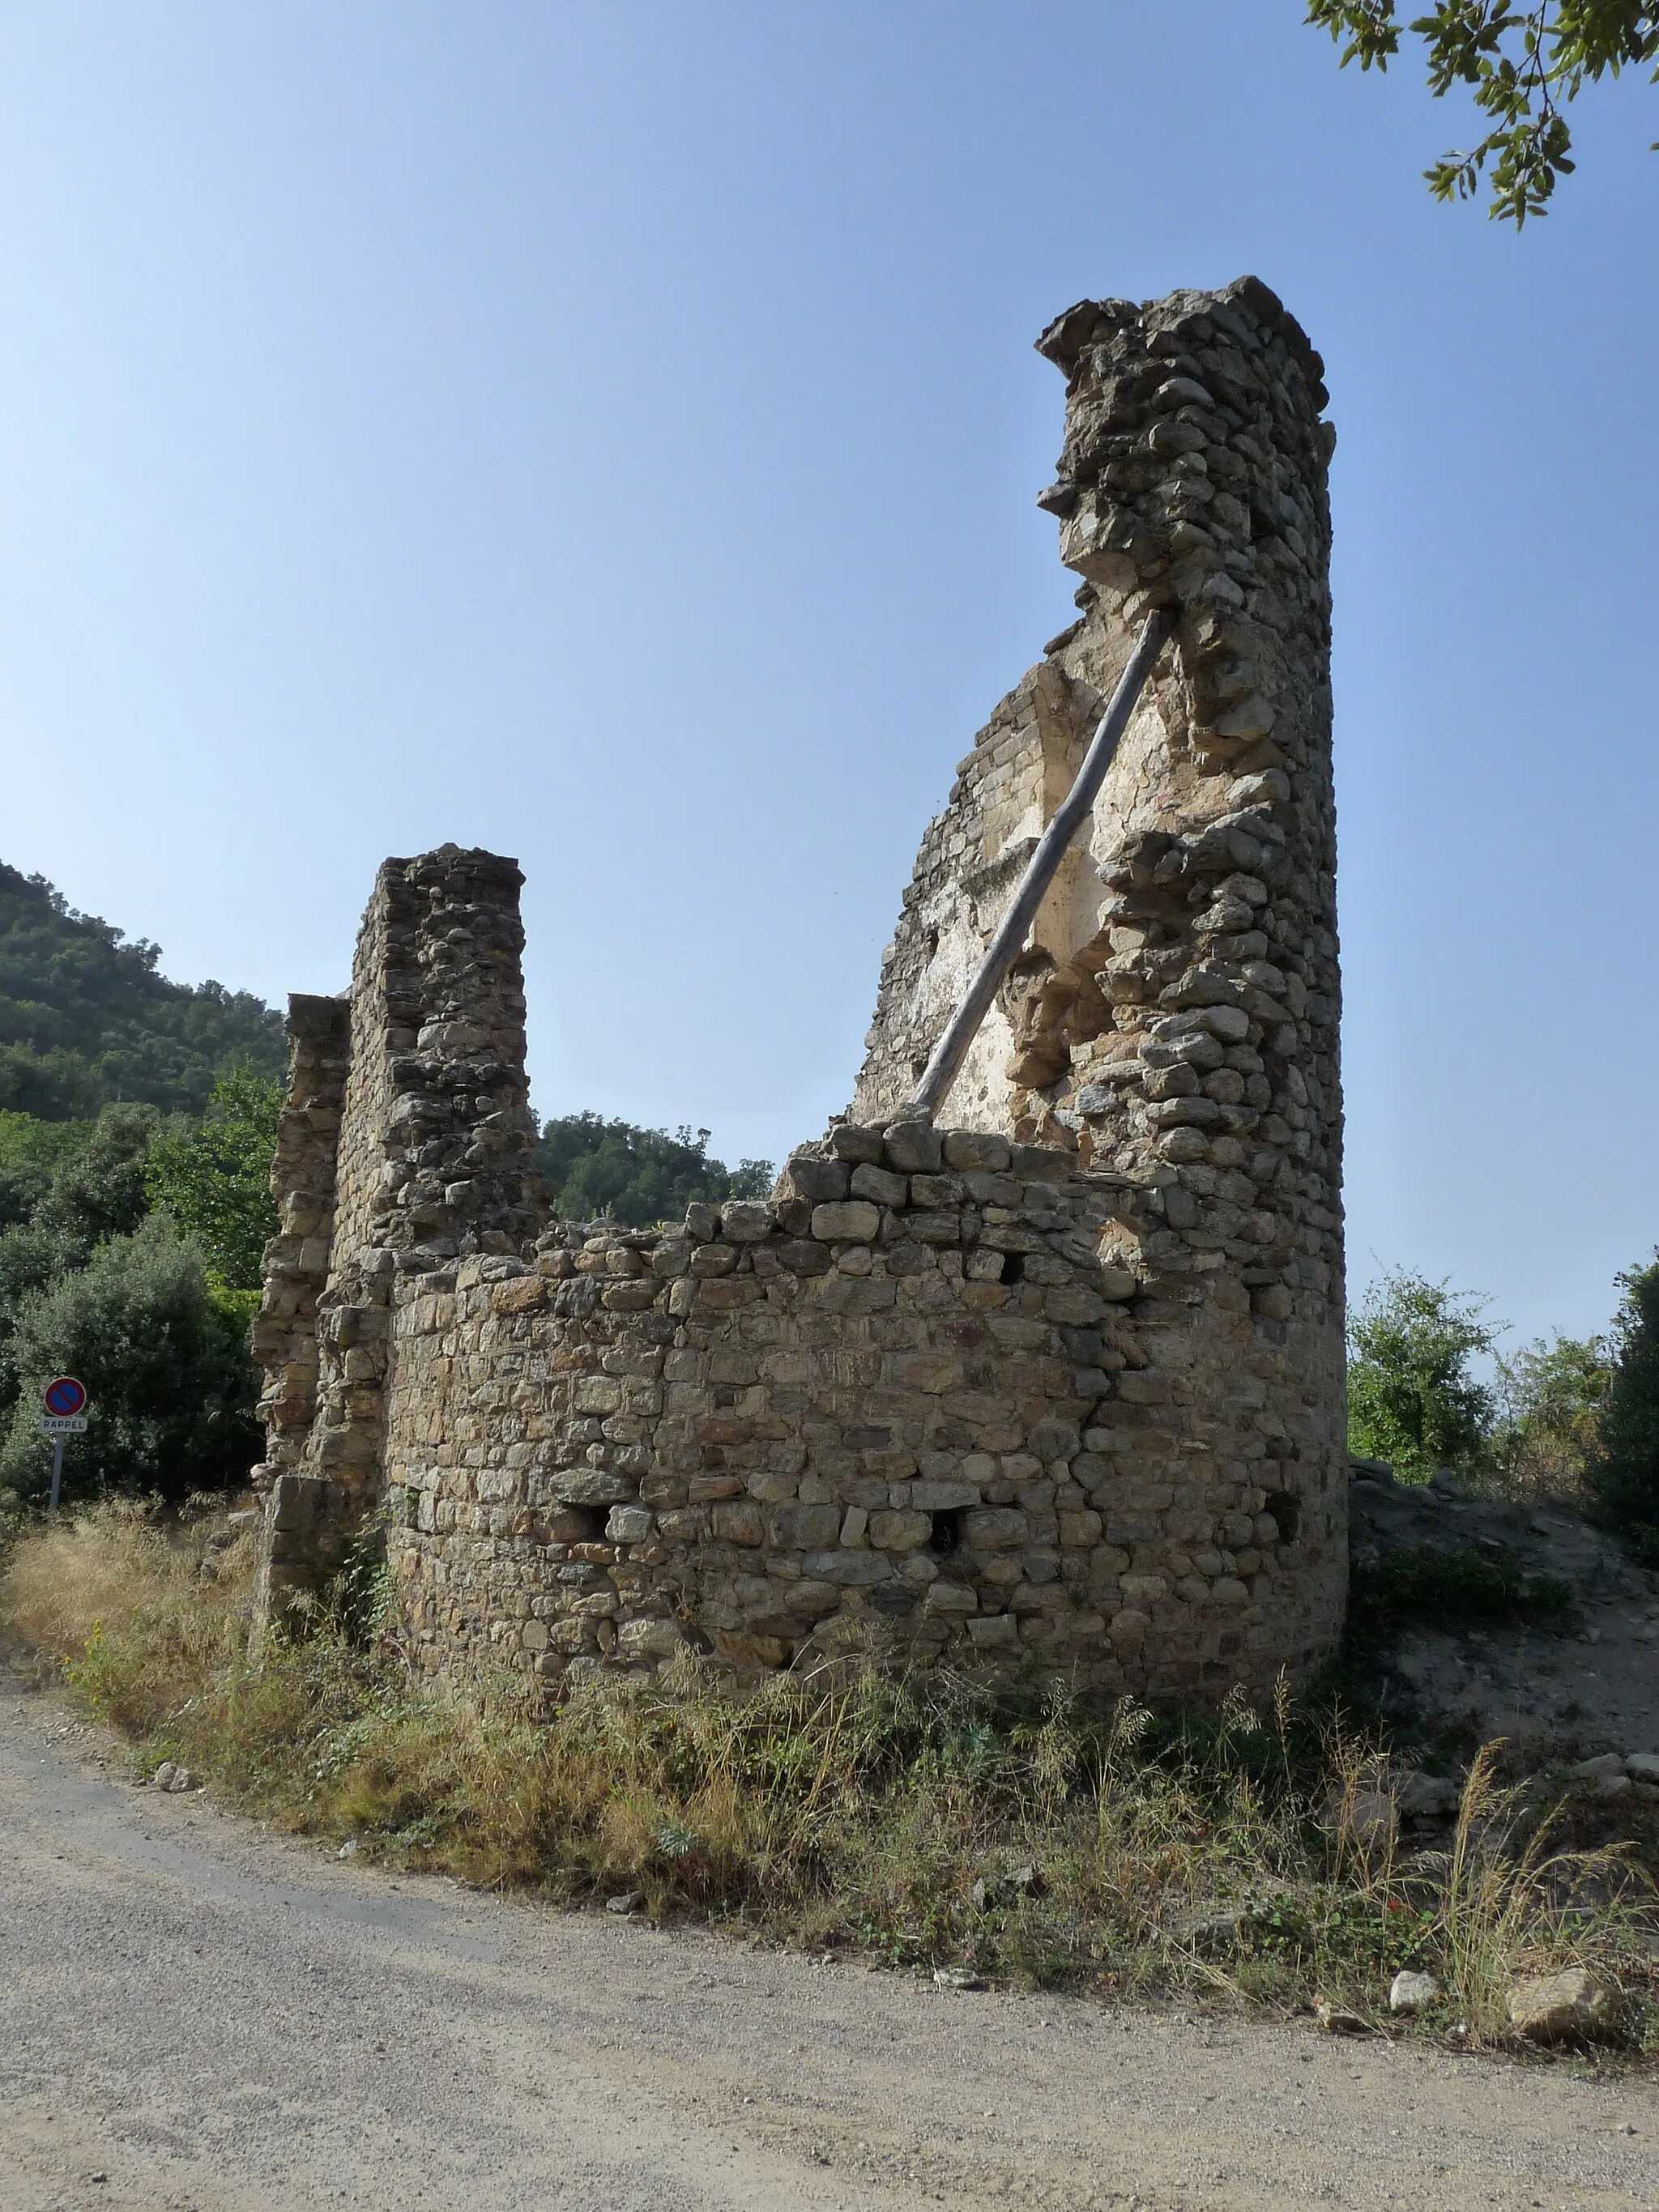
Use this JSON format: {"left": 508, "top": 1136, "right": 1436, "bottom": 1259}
{"left": 1346, "top": 1268, "right": 1499, "bottom": 1479}
{"left": 0, "top": 860, "right": 284, "bottom": 1118}
{"left": 1584, "top": 1255, "right": 1659, "bottom": 1558}
{"left": 0, "top": 1089, "right": 280, "bottom": 1510}
{"left": 147, "top": 1072, "right": 284, "bottom": 1292}
{"left": 535, "top": 1113, "right": 774, "bottom": 1229}
{"left": 0, "top": 1214, "right": 259, "bottom": 1504}
{"left": 1489, "top": 1329, "right": 1610, "bottom": 1496}
{"left": 1307, "top": 2, "right": 1659, "bottom": 222}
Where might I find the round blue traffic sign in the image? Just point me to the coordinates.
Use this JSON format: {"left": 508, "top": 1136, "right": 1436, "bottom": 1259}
{"left": 45, "top": 1376, "right": 87, "bottom": 1417}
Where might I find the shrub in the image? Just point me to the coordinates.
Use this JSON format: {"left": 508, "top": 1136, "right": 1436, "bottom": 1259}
{"left": 1349, "top": 1544, "right": 1576, "bottom": 1639}
{"left": 0, "top": 1215, "right": 259, "bottom": 1503}
{"left": 1489, "top": 1333, "right": 1611, "bottom": 1502}
{"left": 1347, "top": 1270, "right": 1499, "bottom": 1481}
{"left": 1586, "top": 1257, "right": 1659, "bottom": 1563}
{"left": 31, "top": 1102, "right": 161, "bottom": 1251}
{"left": 146, "top": 1069, "right": 282, "bottom": 1292}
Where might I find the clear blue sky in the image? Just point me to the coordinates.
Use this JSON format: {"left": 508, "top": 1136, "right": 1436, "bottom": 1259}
{"left": 2, "top": 3, "right": 1654, "bottom": 1351}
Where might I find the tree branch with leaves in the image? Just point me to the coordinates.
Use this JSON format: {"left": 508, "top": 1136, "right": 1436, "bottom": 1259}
{"left": 1306, "top": 2, "right": 1659, "bottom": 222}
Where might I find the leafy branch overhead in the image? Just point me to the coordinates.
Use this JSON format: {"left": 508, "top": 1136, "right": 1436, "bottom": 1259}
{"left": 1306, "top": 2, "right": 1659, "bottom": 222}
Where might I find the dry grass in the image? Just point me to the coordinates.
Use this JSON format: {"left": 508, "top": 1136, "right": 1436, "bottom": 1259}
{"left": 2, "top": 1500, "right": 1655, "bottom": 2052}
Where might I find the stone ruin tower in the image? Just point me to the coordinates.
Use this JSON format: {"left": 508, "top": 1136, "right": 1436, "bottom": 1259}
{"left": 250, "top": 276, "right": 1347, "bottom": 1702}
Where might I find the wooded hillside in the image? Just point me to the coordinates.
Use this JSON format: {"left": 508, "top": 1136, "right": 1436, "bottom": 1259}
{"left": 0, "top": 863, "right": 285, "bottom": 1119}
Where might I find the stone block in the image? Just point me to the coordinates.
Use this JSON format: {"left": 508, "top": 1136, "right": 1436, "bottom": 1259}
{"left": 783, "top": 1579, "right": 844, "bottom": 1617}
{"left": 616, "top": 1617, "right": 689, "bottom": 1660}
{"left": 801, "top": 1549, "right": 893, "bottom": 1584}
{"left": 1008, "top": 1144, "right": 1070, "bottom": 1183}
{"left": 965, "top": 1507, "right": 1028, "bottom": 1550}
{"left": 712, "top": 1501, "right": 767, "bottom": 1546}
{"left": 868, "top": 1510, "right": 932, "bottom": 1552}
{"left": 883, "top": 1121, "right": 944, "bottom": 1173}
{"left": 851, "top": 1163, "right": 909, "bottom": 1207}
{"left": 943, "top": 1130, "right": 1011, "bottom": 1171}
{"left": 573, "top": 1376, "right": 625, "bottom": 1415}
{"left": 767, "top": 1502, "right": 842, "bottom": 1550}
{"left": 922, "top": 1581, "right": 978, "bottom": 1616}
{"left": 966, "top": 1614, "right": 1017, "bottom": 1647}
{"left": 655, "top": 1507, "right": 711, "bottom": 1541}
{"left": 551, "top": 1471, "right": 636, "bottom": 1507}
{"left": 720, "top": 1201, "right": 774, "bottom": 1242}
{"left": 781, "top": 1155, "right": 850, "bottom": 1204}
{"left": 828, "top": 1124, "right": 885, "bottom": 1163}
{"left": 270, "top": 1474, "right": 322, "bottom": 1532}
{"left": 775, "top": 1238, "right": 833, "bottom": 1276}
{"left": 910, "top": 1481, "right": 979, "bottom": 1511}
{"left": 811, "top": 1200, "right": 881, "bottom": 1242}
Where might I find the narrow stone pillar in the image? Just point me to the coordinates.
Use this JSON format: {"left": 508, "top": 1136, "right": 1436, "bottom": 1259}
{"left": 251, "top": 846, "right": 544, "bottom": 1631}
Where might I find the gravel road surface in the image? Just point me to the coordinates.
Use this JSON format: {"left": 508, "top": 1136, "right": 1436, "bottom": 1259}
{"left": 3, "top": 1681, "right": 1656, "bottom": 2212}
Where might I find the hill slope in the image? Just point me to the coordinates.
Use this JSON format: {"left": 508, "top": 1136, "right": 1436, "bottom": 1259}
{"left": 0, "top": 863, "right": 285, "bottom": 1119}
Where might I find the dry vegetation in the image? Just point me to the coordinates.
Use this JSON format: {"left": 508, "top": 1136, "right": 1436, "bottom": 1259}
{"left": 2, "top": 1499, "right": 1656, "bottom": 2054}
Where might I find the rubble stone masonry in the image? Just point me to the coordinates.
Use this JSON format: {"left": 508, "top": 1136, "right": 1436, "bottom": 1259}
{"left": 252, "top": 275, "right": 1347, "bottom": 1701}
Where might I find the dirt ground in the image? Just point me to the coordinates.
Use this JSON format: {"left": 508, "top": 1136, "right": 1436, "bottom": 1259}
{"left": 3, "top": 1681, "right": 1657, "bottom": 2212}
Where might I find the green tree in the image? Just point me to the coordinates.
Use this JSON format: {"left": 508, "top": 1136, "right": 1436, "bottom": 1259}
{"left": 1347, "top": 1268, "right": 1499, "bottom": 1479}
{"left": 1307, "top": 2, "right": 1659, "bottom": 223}
{"left": 145, "top": 1070, "right": 283, "bottom": 1292}
{"left": 1584, "top": 1255, "right": 1659, "bottom": 1559}
{"left": 33, "top": 1103, "right": 162, "bottom": 1251}
{"left": 535, "top": 1113, "right": 774, "bottom": 1229}
{"left": 0, "top": 1213, "right": 259, "bottom": 1505}
{"left": 1489, "top": 1329, "right": 1610, "bottom": 1497}
{"left": 0, "top": 1111, "right": 83, "bottom": 1230}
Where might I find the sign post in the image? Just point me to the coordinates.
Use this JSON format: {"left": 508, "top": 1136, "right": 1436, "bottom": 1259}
{"left": 40, "top": 1377, "right": 88, "bottom": 1514}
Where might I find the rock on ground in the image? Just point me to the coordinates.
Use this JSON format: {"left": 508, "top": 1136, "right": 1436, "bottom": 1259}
{"left": 1507, "top": 1967, "right": 1610, "bottom": 2044}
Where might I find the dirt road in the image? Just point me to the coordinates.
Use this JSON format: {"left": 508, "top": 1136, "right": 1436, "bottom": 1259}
{"left": 2, "top": 1685, "right": 1655, "bottom": 2212}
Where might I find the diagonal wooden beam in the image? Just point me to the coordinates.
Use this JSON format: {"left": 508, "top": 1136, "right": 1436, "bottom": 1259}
{"left": 906, "top": 607, "right": 1172, "bottom": 1122}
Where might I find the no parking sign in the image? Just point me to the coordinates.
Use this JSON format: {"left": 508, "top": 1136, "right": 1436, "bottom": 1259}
{"left": 40, "top": 1376, "right": 89, "bottom": 1511}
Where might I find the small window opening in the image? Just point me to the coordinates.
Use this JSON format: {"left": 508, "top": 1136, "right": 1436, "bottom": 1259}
{"left": 1000, "top": 1252, "right": 1025, "bottom": 1285}
{"left": 928, "top": 1507, "right": 966, "bottom": 1557}
{"left": 1265, "top": 1490, "right": 1301, "bottom": 1545}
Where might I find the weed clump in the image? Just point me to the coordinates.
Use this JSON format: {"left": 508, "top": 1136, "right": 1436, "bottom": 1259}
{"left": 1349, "top": 1545, "right": 1578, "bottom": 1639}
{"left": 2, "top": 1502, "right": 1653, "bottom": 2051}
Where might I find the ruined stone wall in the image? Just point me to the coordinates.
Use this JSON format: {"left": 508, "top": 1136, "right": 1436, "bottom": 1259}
{"left": 382, "top": 1123, "right": 1342, "bottom": 1702}
{"left": 254, "top": 276, "right": 1348, "bottom": 1698}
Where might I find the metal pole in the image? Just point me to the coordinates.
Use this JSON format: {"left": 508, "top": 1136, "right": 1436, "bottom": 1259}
{"left": 49, "top": 1437, "right": 64, "bottom": 1516}
{"left": 906, "top": 607, "right": 1172, "bottom": 1122}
